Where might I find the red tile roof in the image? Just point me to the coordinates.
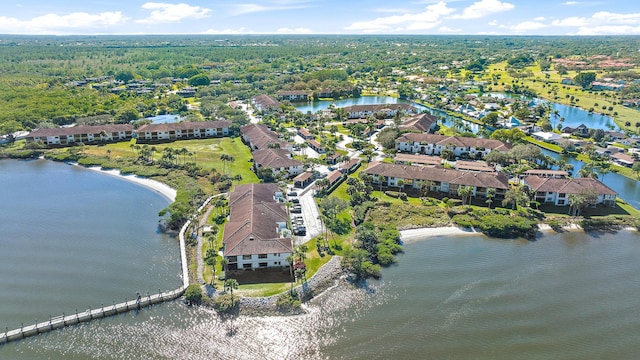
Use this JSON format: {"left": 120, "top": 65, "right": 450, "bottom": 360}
{"left": 397, "top": 133, "right": 512, "bottom": 152}
{"left": 524, "top": 176, "right": 617, "bottom": 195}
{"left": 400, "top": 113, "right": 437, "bottom": 132}
{"left": 240, "top": 124, "right": 288, "bottom": 150}
{"left": 223, "top": 183, "right": 292, "bottom": 257}
{"left": 253, "top": 148, "right": 302, "bottom": 169}
{"left": 364, "top": 162, "right": 509, "bottom": 189}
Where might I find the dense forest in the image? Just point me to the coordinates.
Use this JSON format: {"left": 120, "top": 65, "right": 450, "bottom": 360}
{"left": 2, "top": 35, "right": 640, "bottom": 135}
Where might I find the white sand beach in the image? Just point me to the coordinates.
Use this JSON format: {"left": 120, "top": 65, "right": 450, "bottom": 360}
{"left": 400, "top": 226, "right": 481, "bottom": 243}
{"left": 74, "top": 164, "right": 177, "bottom": 202}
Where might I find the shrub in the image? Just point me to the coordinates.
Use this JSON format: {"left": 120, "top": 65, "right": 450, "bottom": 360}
{"left": 476, "top": 214, "right": 537, "bottom": 238}
{"left": 212, "top": 293, "right": 239, "bottom": 313}
{"left": 276, "top": 292, "right": 301, "bottom": 311}
{"left": 77, "top": 157, "right": 105, "bottom": 166}
{"left": 184, "top": 284, "right": 203, "bottom": 305}
{"left": 384, "top": 191, "right": 402, "bottom": 198}
{"left": 448, "top": 199, "right": 463, "bottom": 207}
{"left": 376, "top": 246, "right": 396, "bottom": 266}
{"left": 452, "top": 214, "right": 477, "bottom": 228}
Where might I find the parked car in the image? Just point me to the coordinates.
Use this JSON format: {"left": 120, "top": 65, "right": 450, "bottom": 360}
{"left": 290, "top": 206, "right": 302, "bottom": 213}
{"left": 287, "top": 191, "right": 298, "bottom": 197}
{"left": 290, "top": 198, "right": 300, "bottom": 204}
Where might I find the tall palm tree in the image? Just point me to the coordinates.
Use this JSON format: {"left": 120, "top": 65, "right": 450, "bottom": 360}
{"left": 224, "top": 278, "right": 239, "bottom": 299}
{"left": 205, "top": 249, "right": 218, "bottom": 285}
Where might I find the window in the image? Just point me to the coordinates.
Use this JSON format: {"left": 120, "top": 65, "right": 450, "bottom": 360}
{"left": 558, "top": 200, "right": 565, "bottom": 205}
{"left": 559, "top": 193, "right": 566, "bottom": 198}
{"left": 242, "top": 255, "right": 252, "bottom": 260}
{"left": 259, "top": 262, "right": 268, "bottom": 268}
{"left": 227, "top": 256, "right": 237, "bottom": 262}
{"left": 243, "top": 263, "right": 252, "bottom": 269}
{"left": 258, "top": 254, "right": 268, "bottom": 259}
{"left": 273, "top": 253, "right": 280, "bottom": 257}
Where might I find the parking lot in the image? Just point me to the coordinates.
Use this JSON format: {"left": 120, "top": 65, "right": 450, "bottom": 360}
{"left": 286, "top": 186, "right": 322, "bottom": 245}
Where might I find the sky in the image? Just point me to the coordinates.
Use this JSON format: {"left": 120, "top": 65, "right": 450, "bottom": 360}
{"left": 0, "top": 0, "right": 639, "bottom": 36}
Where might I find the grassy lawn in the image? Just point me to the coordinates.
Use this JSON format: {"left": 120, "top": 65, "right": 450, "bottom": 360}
{"left": 524, "top": 136, "right": 563, "bottom": 153}
{"left": 367, "top": 201, "right": 451, "bottom": 230}
{"left": 84, "top": 137, "right": 259, "bottom": 185}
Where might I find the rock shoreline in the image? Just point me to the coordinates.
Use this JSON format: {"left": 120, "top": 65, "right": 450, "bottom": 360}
{"left": 205, "top": 256, "right": 344, "bottom": 316}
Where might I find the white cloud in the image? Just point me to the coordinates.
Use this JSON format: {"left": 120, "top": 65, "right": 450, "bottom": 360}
{"left": 552, "top": 11, "right": 640, "bottom": 34}
{"left": 345, "top": 1, "right": 455, "bottom": 33}
{"left": 230, "top": 2, "right": 311, "bottom": 16}
{"left": 552, "top": 16, "right": 588, "bottom": 27}
{"left": 576, "top": 25, "right": 640, "bottom": 35}
{"left": 511, "top": 21, "right": 547, "bottom": 32}
{"left": 137, "top": 2, "right": 211, "bottom": 24}
{"left": 451, "top": 0, "right": 515, "bottom": 20}
{"left": 203, "top": 28, "right": 254, "bottom": 34}
{"left": 438, "top": 26, "right": 461, "bottom": 33}
{"left": 0, "top": 11, "right": 127, "bottom": 34}
{"left": 488, "top": 20, "right": 498, "bottom": 26}
{"left": 563, "top": 1, "right": 579, "bottom": 5}
{"left": 591, "top": 11, "right": 640, "bottom": 25}
{"left": 534, "top": 17, "right": 545, "bottom": 21}
{"left": 276, "top": 27, "right": 313, "bottom": 33}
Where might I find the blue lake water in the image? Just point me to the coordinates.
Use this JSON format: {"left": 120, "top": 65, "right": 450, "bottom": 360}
{"left": 294, "top": 96, "right": 413, "bottom": 113}
{"left": 0, "top": 159, "right": 181, "bottom": 331}
{"left": 145, "top": 114, "right": 182, "bottom": 124}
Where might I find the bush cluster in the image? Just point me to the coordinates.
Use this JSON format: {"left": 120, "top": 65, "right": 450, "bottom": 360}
{"left": 212, "top": 293, "right": 239, "bottom": 313}
{"left": 384, "top": 191, "right": 407, "bottom": 201}
{"left": 276, "top": 292, "right": 301, "bottom": 311}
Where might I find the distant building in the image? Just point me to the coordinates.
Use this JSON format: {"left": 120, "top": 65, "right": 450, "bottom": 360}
{"left": 276, "top": 90, "right": 311, "bottom": 102}
{"left": 136, "top": 121, "right": 231, "bottom": 142}
{"left": 524, "top": 176, "right": 617, "bottom": 207}
{"left": 26, "top": 124, "right": 134, "bottom": 146}
{"left": 395, "top": 133, "right": 511, "bottom": 158}
{"left": 251, "top": 94, "right": 280, "bottom": 113}
{"left": 341, "top": 104, "right": 417, "bottom": 119}
{"left": 240, "top": 124, "right": 289, "bottom": 151}
{"left": 400, "top": 113, "right": 438, "bottom": 133}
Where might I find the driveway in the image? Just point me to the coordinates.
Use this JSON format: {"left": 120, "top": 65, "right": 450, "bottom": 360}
{"left": 290, "top": 184, "right": 322, "bottom": 245}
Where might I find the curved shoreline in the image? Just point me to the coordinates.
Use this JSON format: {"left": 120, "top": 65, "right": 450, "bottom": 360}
{"left": 400, "top": 224, "right": 639, "bottom": 243}
{"left": 71, "top": 163, "right": 177, "bottom": 202}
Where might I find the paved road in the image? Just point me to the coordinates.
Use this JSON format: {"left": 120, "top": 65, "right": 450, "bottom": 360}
{"left": 290, "top": 184, "right": 323, "bottom": 245}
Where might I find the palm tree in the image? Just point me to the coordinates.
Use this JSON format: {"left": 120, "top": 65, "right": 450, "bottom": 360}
{"left": 219, "top": 154, "right": 230, "bottom": 173}
{"left": 486, "top": 188, "right": 496, "bottom": 209}
{"left": 179, "top": 148, "right": 189, "bottom": 165}
{"left": 205, "top": 248, "right": 218, "bottom": 285}
{"left": 106, "top": 149, "right": 111, "bottom": 160}
{"left": 224, "top": 278, "right": 239, "bottom": 298}
{"left": 550, "top": 109, "right": 560, "bottom": 130}
{"left": 457, "top": 185, "right": 473, "bottom": 205}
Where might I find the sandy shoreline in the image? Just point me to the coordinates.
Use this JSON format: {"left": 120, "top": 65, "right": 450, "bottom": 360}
{"left": 71, "top": 163, "right": 177, "bottom": 202}
{"left": 400, "top": 226, "right": 482, "bottom": 243}
{"left": 401, "top": 224, "right": 638, "bottom": 243}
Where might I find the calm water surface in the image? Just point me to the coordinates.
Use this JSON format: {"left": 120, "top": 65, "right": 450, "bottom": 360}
{"left": 0, "top": 159, "right": 181, "bottom": 330}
